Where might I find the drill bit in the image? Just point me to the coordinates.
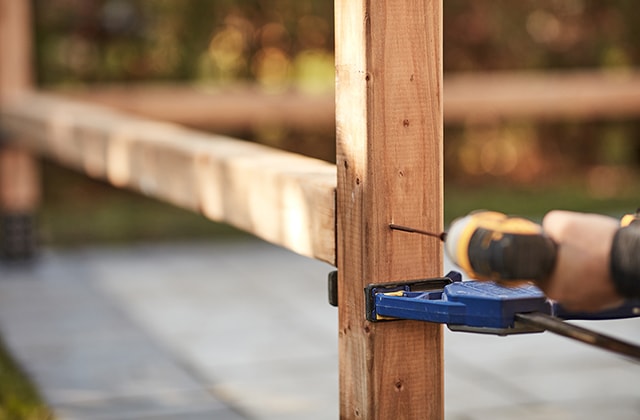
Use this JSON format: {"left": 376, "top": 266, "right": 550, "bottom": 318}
{"left": 389, "top": 224, "right": 447, "bottom": 242}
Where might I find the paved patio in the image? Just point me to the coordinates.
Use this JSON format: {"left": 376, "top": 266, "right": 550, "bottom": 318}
{"left": 0, "top": 239, "right": 638, "bottom": 419}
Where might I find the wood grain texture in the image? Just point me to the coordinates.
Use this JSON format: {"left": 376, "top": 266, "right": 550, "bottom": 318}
{"left": 1, "top": 93, "right": 336, "bottom": 264}
{"left": 336, "top": 0, "right": 444, "bottom": 419}
{"left": 0, "top": 0, "right": 40, "bottom": 212}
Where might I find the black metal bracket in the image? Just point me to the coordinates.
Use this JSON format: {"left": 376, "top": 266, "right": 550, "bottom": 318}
{"left": 328, "top": 270, "right": 338, "bottom": 307}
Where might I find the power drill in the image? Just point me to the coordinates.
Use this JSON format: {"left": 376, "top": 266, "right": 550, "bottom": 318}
{"left": 391, "top": 211, "right": 557, "bottom": 282}
{"left": 391, "top": 210, "right": 640, "bottom": 282}
{"left": 445, "top": 211, "right": 557, "bottom": 281}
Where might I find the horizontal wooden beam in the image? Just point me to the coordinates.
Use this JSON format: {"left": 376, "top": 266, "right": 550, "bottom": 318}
{"left": 50, "top": 70, "right": 640, "bottom": 129}
{"left": 52, "top": 85, "right": 335, "bottom": 131}
{"left": 1, "top": 92, "right": 336, "bottom": 264}
{"left": 445, "top": 70, "right": 640, "bottom": 123}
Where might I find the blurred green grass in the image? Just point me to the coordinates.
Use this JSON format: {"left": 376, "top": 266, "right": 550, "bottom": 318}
{"left": 0, "top": 336, "right": 52, "bottom": 420}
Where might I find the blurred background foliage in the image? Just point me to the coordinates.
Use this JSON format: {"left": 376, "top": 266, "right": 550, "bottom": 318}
{"left": 29, "top": 0, "right": 640, "bottom": 245}
{"left": 34, "top": 0, "right": 335, "bottom": 90}
{"left": 34, "top": 0, "right": 640, "bottom": 83}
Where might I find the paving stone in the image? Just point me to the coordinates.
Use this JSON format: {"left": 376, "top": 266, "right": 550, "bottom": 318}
{"left": 0, "top": 240, "right": 638, "bottom": 419}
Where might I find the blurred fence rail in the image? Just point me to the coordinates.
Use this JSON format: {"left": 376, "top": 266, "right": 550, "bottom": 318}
{"left": 445, "top": 70, "right": 640, "bottom": 123}
{"left": 45, "top": 69, "right": 640, "bottom": 135}
{"left": 51, "top": 85, "right": 335, "bottom": 132}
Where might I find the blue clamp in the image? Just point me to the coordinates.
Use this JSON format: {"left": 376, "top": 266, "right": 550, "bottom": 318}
{"left": 366, "top": 271, "right": 640, "bottom": 335}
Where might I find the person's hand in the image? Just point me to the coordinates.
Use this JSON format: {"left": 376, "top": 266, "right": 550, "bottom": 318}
{"left": 541, "top": 210, "right": 624, "bottom": 312}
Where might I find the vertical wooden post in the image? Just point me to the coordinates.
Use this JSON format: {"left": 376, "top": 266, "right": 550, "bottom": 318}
{"left": 0, "top": 0, "right": 40, "bottom": 259}
{"left": 335, "top": 0, "right": 443, "bottom": 419}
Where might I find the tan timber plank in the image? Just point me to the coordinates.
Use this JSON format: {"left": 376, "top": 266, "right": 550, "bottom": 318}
{"left": 335, "top": 0, "right": 444, "bottom": 419}
{"left": 52, "top": 85, "right": 335, "bottom": 131}
{"left": 47, "top": 70, "right": 640, "bottom": 130}
{"left": 445, "top": 70, "right": 640, "bottom": 123}
{"left": 1, "top": 93, "right": 336, "bottom": 264}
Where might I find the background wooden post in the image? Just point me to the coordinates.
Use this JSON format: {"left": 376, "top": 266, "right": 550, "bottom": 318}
{"left": 0, "top": 0, "right": 40, "bottom": 259}
{"left": 335, "top": 0, "right": 444, "bottom": 418}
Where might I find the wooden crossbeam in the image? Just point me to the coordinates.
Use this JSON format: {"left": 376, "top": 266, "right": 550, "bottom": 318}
{"left": 445, "top": 70, "right": 640, "bottom": 123}
{"left": 0, "top": 92, "right": 336, "bottom": 264}
{"left": 50, "top": 70, "right": 640, "bottom": 130}
{"left": 53, "top": 85, "right": 335, "bottom": 131}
